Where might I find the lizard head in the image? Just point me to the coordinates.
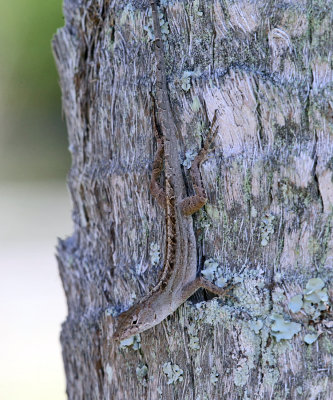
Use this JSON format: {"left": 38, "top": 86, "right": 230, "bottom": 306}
{"left": 112, "top": 302, "right": 157, "bottom": 342}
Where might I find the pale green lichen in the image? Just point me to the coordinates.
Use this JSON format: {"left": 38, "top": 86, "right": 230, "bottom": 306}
{"left": 194, "top": 298, "right": 230, "bottom": 326}
{"left": 319, "top": 211, "right": 333, "bottom": 266}
{"left": 143, "top": 23, "right": 155, "bottom": 41}
{"left": 243, "top": 169, "right": 252, "bottom": 204}
{"left": 261, "top": 330, "right": 280, "bottom": 388}
{"left": 183, "top": 149, "right": 196, "bottom": 169}
{"left": 158, "top": 10, "right": 170, "bottom": 36}
{"left": 181, "top": 71, "right": 197, "bottom": 91}
{"left": 187, "top": 324, "right": 200, "bottom": 350}
{"left": 191, "top": 96, "right": 201, "bottom": 112}
{"left": 287, "top": 278, "right": 329, "bottom": 344}
{"left": 260, "top": 213, "right": 275, "bottom": 246}
{"left": 279, "top": 179, "right": 312, "bottom": 212}
{"left": 272, "top": 288, "right": 287, "bottom": 304}
{"left": 143, "top": 9, "right": 154, "bottom": 41}
{"left": 305, "top": 277, "right": 325, "bottom": 292}
{"left": 136, "top": 364, "right": 148, "bottom": 386}
{"left": 304, "top": 278, "right": 328, "bottom": 304}
{"left": 193, "top": 0, "right": 203, "bottom": 16}
{"left": 322, "top": 336, "right": 333, "bottom": 354}
{"left": 198, "top": 208, "right": 213, "bottom": 229}
{"left": 189, "top": 336, "right": 200, "bottom": 350}
{"left": 162, "top": 362, "right": 184, "bottom": 384}
{"left": 296, "top": 386, "right": 303, "bottom": 395}
{"left": 144, "top": 7, "right": 169, "bottom": 42}
{"left": 251, "top": 205, "right": 258, "bottom": 218}
{"left": 104, "top": 306, "right": 117, "bottom": 317}
{"left": 105, "top": 364, "right": 113, "bottom": 383}
{"left": 105, "top": 27, "right": 115, "bottom": 53}
{"left": 181, "top": 268, "right": 328, "bottom": 392}
{"left": 288, "top": 294, "right": 303, "bottom": 313}
{"left": 302, "top": 300, "right": 326, "bottom": 319}
{"left": 304, "top": 333, "right": 319, "bottom": 344}
{"left": 188, "top": 293, "right": 263, "bottom": 390}
{"left": 201, "top": 258, "right": 228, "bottom": 288}
{"left": 201, "top": 258, "right": 219, "bottom": 281}
{"left": 230, "top": 320, "right": 262, "bottom": 387}
{"left": 119, "top": 334, "right": 141, "bottom": 350}
{"left": 308, "top": 377, "right": 329, "bottom": 398}
{"left": 308, "top": 237, "right": 320, "bottom": 258}
{"left": 243, "top": 390, "right": 252, "bottom": 400}
{"left": 215, "top": 276, "right": 228, "bottom": 288}
{"left": 210, "top": 368, "right": 219, "bottom": 385}
{"left": 234, "top": 362, "right": 250, "bottom": 387}
{"left": 270, "top": 314, "right": 301, "bottom": 342}
{"left": 249, "top": 319, "right": 263, "bottom": 334}
{"left": 182, "top": 267, "right": 299, "bottom": 392}
{"left": 205, "top": 204, "right": 220, "bottom": 220}
{"left": 119, "top": 4, "right": 135, "bottom": 25}
{"left": 149, "top": 242, "right": 160, "bottom": 266}
{"left": 288, "top": 277, "right": 328, "bottom": 321}
{"left": 232, "top": 268, "right": 270, "bottom": 317}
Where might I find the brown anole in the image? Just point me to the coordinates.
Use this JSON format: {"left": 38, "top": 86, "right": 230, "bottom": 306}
{"left": 113, "top": 0, "right": 231, "bottom": 341}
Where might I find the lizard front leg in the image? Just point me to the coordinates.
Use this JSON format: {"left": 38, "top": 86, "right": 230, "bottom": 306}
{"left": 180, "top": 111, "right": 219, "bottom": 216}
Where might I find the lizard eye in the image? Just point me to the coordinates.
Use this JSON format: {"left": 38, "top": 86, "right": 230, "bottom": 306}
{"left": 132, "top": 316, "right": 138, "bottom": 325}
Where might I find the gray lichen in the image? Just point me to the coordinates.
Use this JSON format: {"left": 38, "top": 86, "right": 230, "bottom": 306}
{"left": 191, "top": 96, "right": 201, "bottom": 112}
{"left": 209, "top": 368, "right": 219, "bottom": 385}
{"left": 249, "top": 319, "right": 263, "bottom": 334}
{"left": 181, "top": 71, "right": 196, "bottom": 91}
{"left": 183, "top": 149, "right": 196, "bottom": 169}
{"left": 162, "top": 362, "right": 184, "bottom": 384}
{"left": 201, "top": 258, "right": 228, "bottom": 288}
{"left": 260, "top": 213, "right": 275, "bottom": 246}
{"left": 136, "top": 364, "right": 148, "bottom": 386}
{"left": 188, "top": 324, "right": 200, "bottom": 350}
{"left": 119, "top": 334, "right": 141, "bottom": 350}
{"left": 149, "top": 242, "right": 160, "bottom": 266}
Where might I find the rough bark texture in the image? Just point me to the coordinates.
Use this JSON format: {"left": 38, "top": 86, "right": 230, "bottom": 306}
{"left": 53, "top": 0, "right": 333, "bottom": 399}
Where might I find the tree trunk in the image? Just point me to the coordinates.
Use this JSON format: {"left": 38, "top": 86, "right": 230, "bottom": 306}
{"left": 53, "top": 0, "right": 333, "bottom": 398}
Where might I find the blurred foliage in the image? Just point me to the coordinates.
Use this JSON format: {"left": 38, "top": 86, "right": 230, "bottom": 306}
{"left": 0, "top": 0, "right": 70, "bottom": 181}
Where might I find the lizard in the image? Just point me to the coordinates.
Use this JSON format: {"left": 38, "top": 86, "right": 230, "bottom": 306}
{"left": 113, "top": 0, "right": 232, "bottom": 341}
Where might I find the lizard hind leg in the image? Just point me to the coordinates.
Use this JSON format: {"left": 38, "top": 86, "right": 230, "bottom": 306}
{"left": 180, "top": 110, "right": 219, "bottom": 216}
{"left": 180, "top": 276, "right": 234, "bottom": 303}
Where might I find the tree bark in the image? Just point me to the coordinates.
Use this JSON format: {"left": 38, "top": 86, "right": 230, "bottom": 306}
{"left": 53, "top": 0, "right": 333, "bottom": 399}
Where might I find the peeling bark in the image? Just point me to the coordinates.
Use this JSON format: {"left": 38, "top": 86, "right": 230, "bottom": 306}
{"left": 53, "top": 1, "right": 333, "bottom": 399}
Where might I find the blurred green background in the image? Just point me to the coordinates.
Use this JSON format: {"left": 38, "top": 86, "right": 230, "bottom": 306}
{"left": 0, "top": 0, "right": 70, "bottom": 181}
{"left": 0, "top": 1, "right": 71, "bottom": 399}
